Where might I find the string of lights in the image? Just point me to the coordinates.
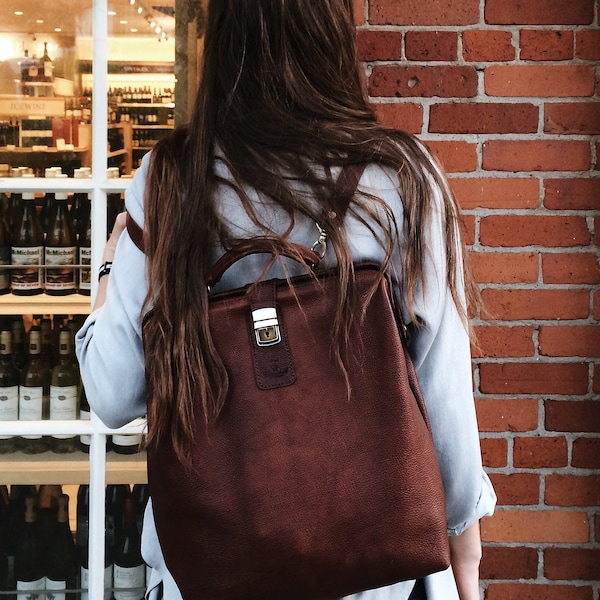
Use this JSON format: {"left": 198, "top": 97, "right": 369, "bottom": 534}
{"left": 128, "top": 0, "right": 171, "bottom": 41}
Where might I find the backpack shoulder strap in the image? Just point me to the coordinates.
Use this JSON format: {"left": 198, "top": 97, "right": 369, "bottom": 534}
{"left": 126, "top": 211, "right": 145, "bottom": 253}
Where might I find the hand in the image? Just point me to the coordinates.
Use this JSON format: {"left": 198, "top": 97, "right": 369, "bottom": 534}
{"left": 102, "top": 212, "right": 128, "bottom": 264}
{"left": 449, "top": 521, "right": 482, "bottom": 600}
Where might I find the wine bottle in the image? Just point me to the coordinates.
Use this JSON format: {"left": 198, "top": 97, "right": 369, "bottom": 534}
{"left": 19, "top": 326, "right": 50, "bottom": 454}
{"left": 14, "top": 495, "right": 45, "bottom": 597}
{"left": 36, "top": 484, "right": 61, "bottom": 557}
{"left": 46, "top": 494, "right": 77, "bottom": 599}
{"left": 77, "top": 198, "right": 92, "bottom": 296}
{"left": 0, "top": 485, "right": 8, "bottom": 592}
{"left": 78, "top": 385, "right": 95, "bottom": 453}
{"left": 105, "top": 484, "right": 128, "bottom": 554}
{"left": 78, "top": 486, "right": 113, "bottom": 600}
{"left": 0, "top": 207, "right": 11, "bottom": 295}
{"left": 111, "top": 431, "right": 143, "bottom": 455}
{"left": 49, "top": 329, "right": 80, "bottom": 454}
{"left": 41, "top": 42, "right": 53, "bottom": 83}
{"left": 40, "top": 168, "right": 58, "bottom": 239}
{"left": 10, "top": 191, "right": 44, "bottom": 296}
{"left": 0, "top": 328, "right": 20, "bottom": 454}
{"left": 45, "top": 188, "right": 77, "bottom": 296}
{"left": 10, "top": 317, "right": 27, "bottom": 372}
{"left": 113, "top": 495, "right": 145, "bottom": 600}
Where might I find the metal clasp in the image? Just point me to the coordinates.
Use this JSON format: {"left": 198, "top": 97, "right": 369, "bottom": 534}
{"left": 311, "top": 223, "right": 327, "bottom": 259}
{"left": 252, "top": 307, "right": 281, "bottom": 346}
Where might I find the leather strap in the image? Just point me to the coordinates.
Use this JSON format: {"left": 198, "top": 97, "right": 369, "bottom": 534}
{"left": 126, "top": 211, "right": 145, "bottom": 253}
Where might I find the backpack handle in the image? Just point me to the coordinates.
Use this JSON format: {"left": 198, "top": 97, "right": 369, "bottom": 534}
{"left": 204, "top": 239, "right": 321, "bottom": 290}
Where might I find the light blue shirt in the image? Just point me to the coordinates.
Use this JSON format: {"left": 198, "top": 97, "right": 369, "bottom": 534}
{"left": 76, "top": 153, "right": 495, "bottom": 600}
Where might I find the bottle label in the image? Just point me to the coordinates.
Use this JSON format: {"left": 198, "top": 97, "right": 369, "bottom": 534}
{"left": 44, "top": 62, "right": 52, "bottom": 79}
{"left": 11, "top": 246, "right": 43, "bottom": 291}
{"left": 45, "top": 246, "right": 76, "bottom": 291}
{"left": 16, "top": 576, "right": 46, "bottom": 596}
{"left": 46, "top": 578, "right": 66, "bottom": 600}
{"left": 0, "top": 245, "right": 10, "bottom": 290}
{"left": 79, "top": 247, "right": 92, "bottom": 291}
{"left": 113, "top": 564, "right": 145, "bottom": 600}
{"left": 112, "top": 433, "right": 143, "bottom": 447}
{"left": 0, "top": 384, "right": 19, "bottom": 440}
{"left": 81, "top": 564, "right": 113, "bottom": 600}
{"left": 19, "top": 386, "right": 43, "bottom": 440}
{"left": 80, "top": 407, "right": 91, "bottom": 446}
{"left": 28, "top": 65, "right": 39, "bottom": 78}
{"left": 50, "top": 384, "right": 78, "bottom": 439}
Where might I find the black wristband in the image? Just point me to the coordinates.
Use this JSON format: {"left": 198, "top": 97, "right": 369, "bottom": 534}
{"left": 98, "top": 261, "right": 113, "bottom": 281}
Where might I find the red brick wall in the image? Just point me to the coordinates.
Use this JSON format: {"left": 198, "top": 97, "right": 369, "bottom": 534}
{"left": 355, "top": 0, "right": 600, "bottom": 597}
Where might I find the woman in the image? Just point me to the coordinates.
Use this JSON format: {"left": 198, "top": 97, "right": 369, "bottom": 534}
{"left": 76, "top": 0, "right": 495, "bottom": 598}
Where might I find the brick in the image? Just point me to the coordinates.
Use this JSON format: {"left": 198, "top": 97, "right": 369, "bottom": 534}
{"left": 546, "top": 475, "right": 600, "bottom": 507}
{"left": 481, "top": 509, "right": 589, "bottom": 543}
{"left": 482, "top": 140, "right": 590, "bottom": 172}
{"left": 480, "top": 362, "right": 589, "bottom": 395}
{"left": 545, "top": 548, "right": 600, "bottom": 580}
{"left": 405, "top": 31, "right": 458, "bottom": 61}
{"left": 468, "top": 251, "right": 538, "bottom": 284}
{"left": 485, "top": 0, "right": 594, "bottom": 25}
{"left": 356, "top": 30, "right": 403, "bottom": 61}
{"left": 424, "top": 140, "right": 477, "bottom": 173}
{"left": 573, "top": 437, "right": 600, "bottom": 468}
{"left": 593, "top": 362, "right": 600, "bottom": 392}
{"left": 597, "top": 141, "right": 600, "bottom": 171}
{"left": 485, "top": 65, "right": 596, "bottom": 97}
{"left": 462, "top": 30, "right": 515, "bottom": 62}
{"left": 542, "top": 253, "right": 600, "bottom": 285}
{"left": 544, "top": 178, "right": 600, "bottom": 210}
{"left": 475, "top": 399, "right": 539, "bottom": 432}
{"left": 480, "top": 437, "right": 508, "bottom": 467}
{"left": 596, "top": 514, "right": 600, "bottom": 543}
{"left": 576, "top": 30, "right": 600, "bottom": 60}
{"left": 513, "top": 436, "right": 568, "bottom": 468}
{"left": 353, "top": 0, "right": 364, "bottom": 25}
{"left": 369, "top": 0, "right": 479, "bottom": 26}
{"left": 480, "top": 289, "right": 590, "bottom": 320}
{"left": 460, "top": 214, "right": 476, "bottom": 245}
{"left": 485, "top": 583, "right": 593, "bottom": 600}
{"left": 472, "top": 325, "right": 535, "bottom": 358}
{"left": 450, "top": 178, "right": 539, "bottom": 210}
{"left": 479, "top": 215, "right": 590, "bottom": 248}
{"left": 371, "top": 102, "right": 424, "bottom": 134}
{"left": 480, "top": 546, "right": 538, "bottom": 581}
{"left": 546, "top": 401, "right": 600, "bottom": 433}
{"left": 489, "top": 473, "right": 540, "bottom": 505}
{"left": 429, "top": 102, "right": 538, "bottom": 134}
{"left": 544, "top": 102, "right": 600, "bottom": 134}
{"left": 539, "top": 326, "right": 600, "bottom": 357}
{"left": 370, "top": 65, "right": 478, "bottom": 98}
{"left": 520, "top": 30, "right": 574, "bottom": 60}
{"left": 596, "top": 216, "right": 600, "bottom": 245}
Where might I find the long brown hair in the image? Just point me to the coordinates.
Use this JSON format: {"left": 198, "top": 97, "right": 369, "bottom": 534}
{"left": 142, "top": 0, "right": 477, "bottom": 460}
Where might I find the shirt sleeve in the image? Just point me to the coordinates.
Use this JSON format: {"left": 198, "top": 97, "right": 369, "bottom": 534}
{"left": 75, "top": 156, "right": 150, "bottom": 429}
{"left": 402, "top": 176, "right": 496, "bottom": 535}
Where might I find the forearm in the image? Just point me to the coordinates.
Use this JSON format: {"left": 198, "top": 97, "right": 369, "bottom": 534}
{"left": 449, "top": 521, "right": 482, "bottom": 600}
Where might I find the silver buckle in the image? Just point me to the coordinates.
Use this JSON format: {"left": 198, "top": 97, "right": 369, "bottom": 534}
{"left": 252, "top": 307, "right": 281, "bottom": 346}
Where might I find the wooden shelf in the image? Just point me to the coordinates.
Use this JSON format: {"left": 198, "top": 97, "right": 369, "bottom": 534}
{"left": 0, "top": 449, "right": 147, "bottom": 485}
{"left": 0, "top": 292, "right": 90, "bottom": 315}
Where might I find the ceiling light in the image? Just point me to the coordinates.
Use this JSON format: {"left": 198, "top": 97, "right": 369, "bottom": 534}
{"left": 36, "top": 19, "right": 44, "bottom": 24}
{"left": 120, "top": 20, "right": 128, "bottom": 24}
{"left": 14, "top": 11, "right": 24, "bottom": 16}
{"left": 108, "top": 10, "right": 117, "bottom": 16}
{"left": 137, "top": 7, "right": 143, "bottom": 13}
{"left": 130, "top": 28, "right": 138, "bottom": 33}
{"left": 54, "top": 27, "right": 62, "bottom": 32}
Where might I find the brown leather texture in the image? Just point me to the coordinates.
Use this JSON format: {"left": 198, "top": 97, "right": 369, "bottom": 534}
{"left": 146, "top": 263, "right": 450, "bottom": 599}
